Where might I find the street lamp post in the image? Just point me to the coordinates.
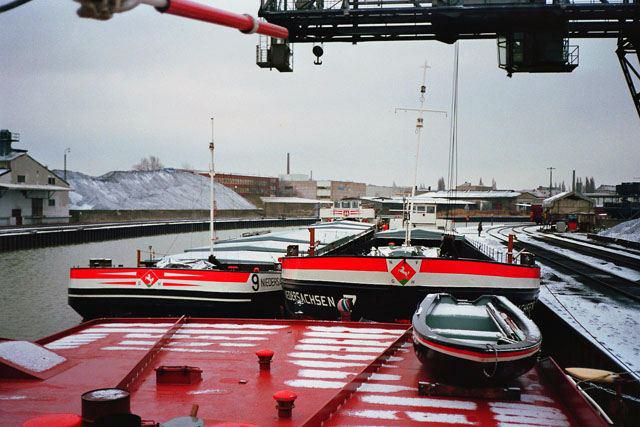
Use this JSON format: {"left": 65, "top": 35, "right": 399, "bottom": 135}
{"left": 64, "top": 148, "right": 71, "bottom": 180}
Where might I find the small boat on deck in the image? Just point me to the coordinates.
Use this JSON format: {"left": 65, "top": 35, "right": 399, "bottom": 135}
{"left": 412, "top": 293, "right": 541, "bottom": 385}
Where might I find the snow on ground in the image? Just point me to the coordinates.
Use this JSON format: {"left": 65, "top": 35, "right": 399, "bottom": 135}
{"left": 599, "top": 218, "right": 640, "bottom": 243}
{"left": 548, "top": 234, "right": 640, "bottom": 261}
{"left": 540, "top": 266, "right": 640, "bottom": 380}
{"left": 517, "top": 232, "right": 640, "bottom": 282}
{"left": 559, "top": 232, "right": 640, "bottom": 256}
{"left": 58, "top": 169, "right": 255, "bottom": 211}
{"left": 462, "top": 224, "right": 640, "bottom": 378}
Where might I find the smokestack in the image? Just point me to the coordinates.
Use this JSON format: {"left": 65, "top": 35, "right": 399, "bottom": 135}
{"left": 310, "top": 170, "right": 313, "bottom": 180}
{"left": 572, "top": 170, "right": 576, "bottom": 192}
{"left": 286, "top": 153, "right": 290, "bottom": 175}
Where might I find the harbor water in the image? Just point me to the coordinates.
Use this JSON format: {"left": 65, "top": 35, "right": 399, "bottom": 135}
{"left": 0, "top": 226, "right": 286, "bottom": 341}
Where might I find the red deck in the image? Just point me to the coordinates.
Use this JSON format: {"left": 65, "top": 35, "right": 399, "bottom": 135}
{"left": 0, "top": 318, "right": 604, "bottom": 426}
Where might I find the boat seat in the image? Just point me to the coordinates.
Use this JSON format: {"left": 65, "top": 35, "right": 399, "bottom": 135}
{"left": 566, "top": 368, "right": 620, "bottom": 384}
{"left": 432, "top": 328, "right": 503, "bottom": 342}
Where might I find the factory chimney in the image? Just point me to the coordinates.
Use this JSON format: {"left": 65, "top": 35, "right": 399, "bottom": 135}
{"left": 572, "top": 170, "right": 576, "bottom": 192}
{"left": 286, "top": 152, "right": 290, "bottom": 175}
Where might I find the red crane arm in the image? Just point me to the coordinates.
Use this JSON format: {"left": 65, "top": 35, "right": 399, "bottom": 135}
{"left": 74, "top": 0, "right": 289, "bottom": 40}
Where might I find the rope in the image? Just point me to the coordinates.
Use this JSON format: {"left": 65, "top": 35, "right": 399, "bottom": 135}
{"left": 482, "top": 343, "right": 498, "bottom": 378}
{"left": 542, "top": 282, "right": 639, "bottom": 382}
{"left": 0, "top": 0, "right": 34, "bottom": 14}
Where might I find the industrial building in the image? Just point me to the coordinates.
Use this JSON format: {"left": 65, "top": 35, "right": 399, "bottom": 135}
{"left": 261, "top": 196, "right": 331, "bottom": 218}
{"left": 212, "top": 173, "right": 278, "bottom": 198}
{"left": 415, "top": 190, "right": 521, "bottom": 214}
{"left": 0, "top": 130, "right": 71, "bottom": 226}
{"left": 543, "top": 191, "right": 594, "bottom": 217}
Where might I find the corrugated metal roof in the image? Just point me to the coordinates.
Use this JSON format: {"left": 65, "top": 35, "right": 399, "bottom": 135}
{"left": 0, "top": 151, "right": 26, "bottom": 162}
{"left": 416, "top": 190, "right": 521, "bottom": 199}
{"left": 261, "top": 197, "right": 330, "bottom": 204}
{"left": 542, "top": 191, "right": 593, "bottom": 207}
{"left": 362, "top": 196, "right": 470, "bottom": 205}
{"left": 0, "top": 182, "right": 71, "bottom": 191}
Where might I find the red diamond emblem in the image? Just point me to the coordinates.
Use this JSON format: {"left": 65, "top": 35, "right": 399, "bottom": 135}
{"left": 140, "top": 270, "right": 159, "bottom": 287}
{"left": 390, "top": 260, "right": 416, "bottom": 285}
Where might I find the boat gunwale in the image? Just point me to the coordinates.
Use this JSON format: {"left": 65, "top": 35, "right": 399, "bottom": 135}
{"left": 282, "top": 254, "right": 541, "bottom": 271}
{"left": 412, "top": 293, "right": 542, "bottom": 357}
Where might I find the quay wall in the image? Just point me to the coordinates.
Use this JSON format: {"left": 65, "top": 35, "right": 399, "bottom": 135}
{"left": 70, "top": 209, "right": 260, "bottom": 223}
{"left": 0, "top": 217, "right": 317, "bottom": 252}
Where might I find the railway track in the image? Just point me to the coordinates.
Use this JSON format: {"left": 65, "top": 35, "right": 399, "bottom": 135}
{"left": 487, "top": 225, "right": 640, "bottom": 303}
{"left": 524, "top": 230, "right": 640, "bottom": 272}
{"left": 555, "top": 234, "right": 640, "bottom": 258}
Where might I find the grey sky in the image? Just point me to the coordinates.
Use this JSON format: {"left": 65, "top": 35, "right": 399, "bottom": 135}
{"left": 1, "top": 1, "right": 638, "bottom": 190}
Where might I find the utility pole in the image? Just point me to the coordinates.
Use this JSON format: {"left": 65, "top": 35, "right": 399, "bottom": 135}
{"left": 214, "top": 117, "right": 216, "bottom": 255}
{"left": 63, "top": 148, "right": 71, "bottom": 180}
{"left": 547, "top": 166, "right": 555, "bottom": 197}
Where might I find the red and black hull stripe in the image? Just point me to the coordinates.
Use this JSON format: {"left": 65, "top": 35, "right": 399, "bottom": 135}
{"left": 68, "top": 288, "right": 284, "bottom": 319}
{"left": 282, "top": 279, "right": 538, "bottom": 322}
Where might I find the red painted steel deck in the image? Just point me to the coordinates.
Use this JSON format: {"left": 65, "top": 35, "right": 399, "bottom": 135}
{"left": 0, "top": 318, "right": 604, "bottom": 426}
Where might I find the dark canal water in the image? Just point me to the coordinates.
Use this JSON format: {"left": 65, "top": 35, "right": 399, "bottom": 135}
{"left": 0, "top": 226, "right": 282, "bottom": 340}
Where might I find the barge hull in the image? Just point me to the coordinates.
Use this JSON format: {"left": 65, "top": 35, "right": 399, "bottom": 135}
{"left": 283, "top": 280, "right": 539, "bottom": 321}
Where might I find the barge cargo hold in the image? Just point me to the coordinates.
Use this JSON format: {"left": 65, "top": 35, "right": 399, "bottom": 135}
{"left": 0, "top": 317, "right": 605, "bottom": 426}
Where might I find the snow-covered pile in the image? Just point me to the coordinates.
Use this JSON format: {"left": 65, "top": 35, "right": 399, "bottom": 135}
{"left": 598, "top": 218, "right": 640, "bottom": 243}
{"left": 57, "top": 169, "right": 256, "bottom": 211}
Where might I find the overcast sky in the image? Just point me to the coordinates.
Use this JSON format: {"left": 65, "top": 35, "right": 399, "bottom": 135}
{"left": 1, "top": 1, "right": 638, "bottom": 190}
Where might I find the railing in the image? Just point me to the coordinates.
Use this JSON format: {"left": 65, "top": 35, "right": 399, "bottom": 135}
{"left": 565, "top": 40, "right": 579, "bottom": 66}
{"left": 466, "top": 236, "right": 522, "bottom": 264}
{"left": 261, "top": 0, "right": 636, "bottom": 12}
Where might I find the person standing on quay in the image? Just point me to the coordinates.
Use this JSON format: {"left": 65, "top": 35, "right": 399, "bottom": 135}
{"left": 478, "top": 220, "right": 483, "bottom": 237}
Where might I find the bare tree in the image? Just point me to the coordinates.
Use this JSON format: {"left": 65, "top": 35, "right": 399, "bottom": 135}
{"left": 133, "top": 156, "right": 164, "bottom": 171}
{"left": 437, "top": 177, "right": 446, "bottom": 191}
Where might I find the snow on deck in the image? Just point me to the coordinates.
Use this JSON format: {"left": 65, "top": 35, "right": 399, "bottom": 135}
{"left": 0, "top": 319, "right": 594, "bottom": 426}
{"left": 164, "top": 220, "right": 373, "bottom": 264}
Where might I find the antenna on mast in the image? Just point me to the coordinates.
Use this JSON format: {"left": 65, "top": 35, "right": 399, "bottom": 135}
{"left": 394, "top": 61, "right": 447, "bottom": 247}
{"left": 209, "top": 117, "right": 216, "bottom": 254}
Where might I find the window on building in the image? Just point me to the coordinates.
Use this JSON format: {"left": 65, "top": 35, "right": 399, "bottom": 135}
{"left": 48, "top": 177, "right": 56, "bottom": 185}
{"left": 17, "top": 175, "right": 25, "bottom": 183}
{"left": 426, "top": 206, "right": 436, "bottom": 214}
{"left": 48, "top": 199, "right": 56, "bottom": 207}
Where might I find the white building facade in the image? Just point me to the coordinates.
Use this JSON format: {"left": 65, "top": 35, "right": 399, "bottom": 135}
{"left": 0, "top": 130, "right": 71, "bottom": 226}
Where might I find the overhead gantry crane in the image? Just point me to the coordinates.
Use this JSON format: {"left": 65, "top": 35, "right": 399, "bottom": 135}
{"left": 3, "top": 0, "right": 637, "bottom": 117}
{"left": 257, "top": 0, "right": 640, "bottom": 118}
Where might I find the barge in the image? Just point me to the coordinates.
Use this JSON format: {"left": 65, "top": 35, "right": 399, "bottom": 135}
{"left": 69, "top": 221, "right": 373, "bottom": 319}
{"left": 282, "top": 228, "right": 540, "bottom": 321}
{"left": 0, "top": 317, "right": 606, "bottom": 426}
